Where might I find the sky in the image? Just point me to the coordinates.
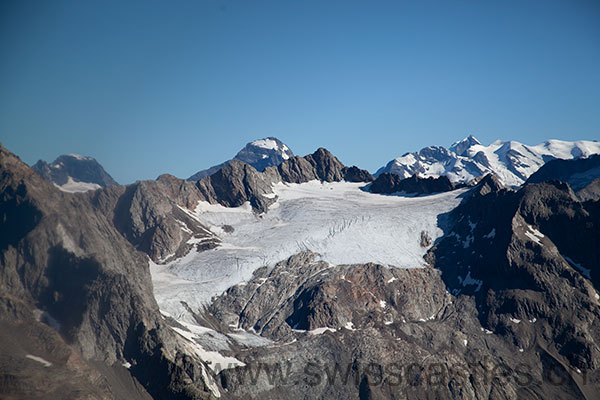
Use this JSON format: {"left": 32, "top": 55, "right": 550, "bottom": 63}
{"left": 1, "top": 0, "right": 599, "bottom": 184}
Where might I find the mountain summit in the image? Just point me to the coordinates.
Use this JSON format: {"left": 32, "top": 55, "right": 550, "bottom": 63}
{"left": 449, "top": 134, "right": 481, "bottom": 156}
{"left": 32, "top": 154, "right": 117, "bottom": 192}
{"left": 188, "top": 137, "right": 294, "bottom": 180}
{"left": 376, "top": 137, "right": 600, "bottom": 187}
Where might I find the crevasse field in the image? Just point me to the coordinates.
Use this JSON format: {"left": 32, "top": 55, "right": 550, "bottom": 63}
{"left": 151, "top": 181, "right": 467, "bottom": 322}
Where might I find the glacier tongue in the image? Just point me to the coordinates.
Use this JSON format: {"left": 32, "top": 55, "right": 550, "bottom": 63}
{"left": 150, "top": 181, "right": 466, "bottom": 318}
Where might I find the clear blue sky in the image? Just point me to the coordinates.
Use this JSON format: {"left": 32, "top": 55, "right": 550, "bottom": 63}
{"left": 1, "top": 0, "right": 598, "bottom": 184}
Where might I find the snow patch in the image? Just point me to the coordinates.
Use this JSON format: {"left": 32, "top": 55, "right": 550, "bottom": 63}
{"left": 26, "top": 355, "right": 52, "bottom": 367}
{"left": 510, "top": 318, "right": 521, "bottom": 324}
{"left": 308, "top": 327, "right": 337, "bottom": 335}
{"left": 525, "top": 225, "right": 544, "bottom": 245}
{"left": 171, "top": 327, "right": 244, "bottom": 371}
{"left": 251, "top": 138, "right": 279, "bottom": 150}
{"left": 68, "top": 153, "right": 91, "bottom": 160}
{"left": 55, "top": 176, "right": 101, "bottom": 193}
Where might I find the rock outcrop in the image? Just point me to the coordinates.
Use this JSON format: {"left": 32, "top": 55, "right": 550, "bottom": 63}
{"left": 0, "top": 145, "right": 216, "bottom": 399}
{"left": 204, "top": 244, "right": 600, "bottom": 398}
{"left": 196, "top": 159, "right": 277, "bottom": 213}
{"left": 268, "top": 148, "right": 373, "bottom": 184}
{"left": 427, "top": 177, "right": 600, "bottom": 388}
{"left": 369, "top": 172, "right": 455, "bottom": 194}
{"left": 109, "top": 175, "right": 217, "bottom": 262}
{"left": 526, "top": 154, "right": 600, "bottom": 201}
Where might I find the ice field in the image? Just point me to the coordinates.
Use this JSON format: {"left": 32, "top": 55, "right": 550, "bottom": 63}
{"left": 151, "top": 181, "right": 467, "bottom": 321}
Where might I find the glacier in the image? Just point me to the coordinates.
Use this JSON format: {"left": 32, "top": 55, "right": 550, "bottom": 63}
{"left": 150, "top": 180, "right": 467, "bottom": 320}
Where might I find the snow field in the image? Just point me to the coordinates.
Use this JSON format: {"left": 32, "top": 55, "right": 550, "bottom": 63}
{"left": 151, "top": 181, "right": 466, "bottom": 315}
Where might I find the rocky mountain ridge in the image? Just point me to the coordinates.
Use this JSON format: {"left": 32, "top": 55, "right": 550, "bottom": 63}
{"left": 120, "top": 147, "right": 374, "bottom": 262}
{"left": 188, "top": 137, "right": 295, "bottom": 180}
{"left": 526, "top": 154, "right": 600, "bottom": 201}
{"left": 369, "top": 173, "right": 457, "bottom": 194}
{"left": 0, "top": 144, "right": 217, "bottom": 399}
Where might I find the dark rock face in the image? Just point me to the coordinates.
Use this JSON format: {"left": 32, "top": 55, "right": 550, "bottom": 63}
{"left": 304, "top": 147, "right": 347, "bottom": 182}
{"left": 428, "top": 177, "right": 600, "bottom": 386}
{"left": 342, "top": 165, "right": 375, "bottom": 182}
{"left": 526, "top": 154, "right": 600, "bottom": 200}
{"left": 196, "top": 159, "right": 277, "bottom": 213}
{"left": 270, "top": 155, "right": 318, "bottom": 183}
{"left": 109, "top": 175, "right": 217, "bottom": 262}
{"left": 578, "top": 178, "right": 600, "bottom": 202}
{"left": 32, "top": 154, "right": 118, "bottom": 187}
{"left": 526, "top": 154, "right": 600, "bottom": 189}
{"left": 268, "top": 148, "right": 373, "bottom": 184}
{"left": 0, "top": 145, "right": 215, "bottom": 399}
{"left": 370, "top": 172, "right": 455, "bottom": 194}
{"left": 188, "top": 137, "right": 294, "bottom": 180}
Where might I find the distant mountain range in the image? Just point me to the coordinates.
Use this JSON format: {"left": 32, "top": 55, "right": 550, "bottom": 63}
{"left": 32, "top": 136, "right": 600, "bottom": 193}
{"left": 376, "top": 135, "right": 600, "bottom": 187}
{"left": 4, "top": 137, "right": 600, "bottom": 399}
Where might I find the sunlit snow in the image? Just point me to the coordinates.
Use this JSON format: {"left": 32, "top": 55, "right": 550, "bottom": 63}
{"left": 383, "top": 139, "right": 600, "bottom": 187}
{"left": 524, "top": 224, "right": 544, "bottom": 245}
{"left": 151, "top": 181, "right": 466, "bottom": 317}
{"left": 25, "top": 355, "right": 52, "bottom": 367}
{"left": 55, "top": 177, "right": 102, "bottom": 193}
{"left": 251, "top": 138, "right": 280, "bottom": 150}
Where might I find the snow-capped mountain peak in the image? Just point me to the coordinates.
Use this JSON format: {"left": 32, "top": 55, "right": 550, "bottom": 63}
{"left": 237, "top": 137, "right": 293, "bottom": 164}
{"left": 449, "top": 134, "right": 481, "bottom": 156}
{"left": 376, "top": 137, "right": 600, "bottom": 187}
{"left": 188, "top": 137, "right": 294, "bottom": 180}
{"left": 32, "top": 154, "right": 117, "bottom": 192}
{"left": 249, "top": 138, "right": 291, "bottom": 154}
